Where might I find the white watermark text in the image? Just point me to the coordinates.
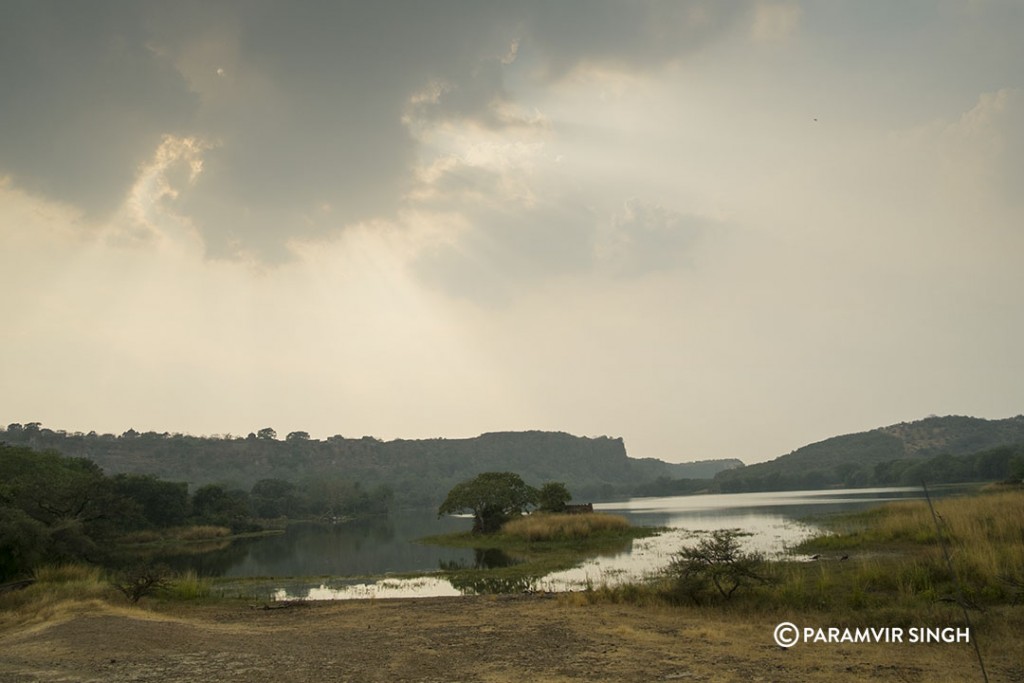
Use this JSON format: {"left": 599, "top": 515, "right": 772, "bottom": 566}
{"left": 773, "top": 622, "right": 970, "bottom": 647}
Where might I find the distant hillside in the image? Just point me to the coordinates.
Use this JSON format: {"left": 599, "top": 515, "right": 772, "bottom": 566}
{"left": 715, "top": 415, "right": 1024, "bottom": 492}
{"left": 656, "top": 458, "right": 744, "bottom": 479}
{"left": 0, "top": 424, "right": 739, "bottom": 506}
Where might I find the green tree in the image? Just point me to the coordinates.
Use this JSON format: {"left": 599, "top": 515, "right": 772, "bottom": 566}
{"left": 0, "top": 507, "right": 49, "bottom": 581}
{"left": 0, "top": 444, "right": 129, "bottom": 575}
{"left": 191, "top": 484, "right": 250, "bottom": 526}
{"left": 112, "top": 474, "right": 189, "bottom": 528}
{"left": 1008, "top": 454, "right": 1024, "bottom": 483}
{"left": 437, "top": 472, "right": 538, "bottom": 533}
{"left": 537, "top": 482, "right": 572, "bottom": 513}
{"left": 250, "top": 478, "right": 300, "bottom": 518}
{"left": 256, "top": 427, "right": 277, "bottom": 440}
{"left": 666, "top": 529, "right": 770, "bottom": 605}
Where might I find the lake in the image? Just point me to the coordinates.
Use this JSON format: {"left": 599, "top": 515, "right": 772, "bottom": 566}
{"left": 167, "top": 485, "right": 972, "bottom": 600}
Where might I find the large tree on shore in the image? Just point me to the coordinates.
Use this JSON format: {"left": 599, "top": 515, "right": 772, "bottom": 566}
{"left": 438, "top": 472, "right": 538, "bottom": 533}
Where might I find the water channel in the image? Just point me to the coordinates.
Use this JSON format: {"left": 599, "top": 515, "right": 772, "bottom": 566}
{"left": 164, "top": 485, "right": 972, "bottom": 600}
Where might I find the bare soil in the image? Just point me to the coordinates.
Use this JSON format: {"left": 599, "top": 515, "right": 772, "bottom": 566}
{"left": 0, "top": 595, "right": 1019, "bottom": 682}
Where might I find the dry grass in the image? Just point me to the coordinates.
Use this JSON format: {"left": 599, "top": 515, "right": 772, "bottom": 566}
{"left": 501, "top": 513, "right": 631, "bottom": 541}
{"left": 0, "top": 563, "right": 117, "bottom": 629}
{"left": 0, "top": 562, "right": 220, "bottom": 630}
{"left": 797, "top": 488, "right": 1024, "bottom": 606}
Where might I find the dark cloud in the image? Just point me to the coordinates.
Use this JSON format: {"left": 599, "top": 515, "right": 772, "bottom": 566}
{"left": 1, "top": 1, "right": 748, "bottom": 260}
{"left": 521, "top": 1, "right": 745, "bottom": 80}
{"left": 0, "top": 2, "right": 197, "bottom": 218}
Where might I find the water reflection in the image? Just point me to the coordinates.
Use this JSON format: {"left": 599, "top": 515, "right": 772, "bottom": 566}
{"left": 439, "top": 547, "right": 521, "bottom": 571}
{"left": 193, "top": 486, "right": 975, "bottom": 600}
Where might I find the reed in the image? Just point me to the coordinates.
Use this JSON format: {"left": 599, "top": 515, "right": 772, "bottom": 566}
{"left": 164, "top": 570, "right": 213, "bottom": 600}
{"left": 501, "top": 513, "right": 631, "bottom": 541}
{"left": 795, "top": 488, "right": 1024, "bottom": 605}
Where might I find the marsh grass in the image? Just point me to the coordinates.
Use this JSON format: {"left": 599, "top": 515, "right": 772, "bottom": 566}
{"left": 565, "top": 488, "right": 1024, "bottom": 624}
{"left": 425, "top": 513, "right": 662, "bottom": 591}
{"left": 164, "top": 570, "right": 213, "bottom": 600}
{"left": 501, "top": 513, "right": 631, "bottom": 541}
{"left": 794, "top": 488, "right": 1024, "bottom": 606}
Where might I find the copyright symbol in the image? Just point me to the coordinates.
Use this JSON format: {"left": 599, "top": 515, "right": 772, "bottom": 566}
{"left": 774, "top": 622, "right": 800, "bottom": 648}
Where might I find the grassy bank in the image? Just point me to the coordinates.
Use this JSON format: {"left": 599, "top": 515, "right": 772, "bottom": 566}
{"left": 0, "top": 562, "right": 221, "bottom": 629}
{"left": 790, "top": 485, "right": 1024, "bottom": 608}
{"left": 422, "top": 512, "right": 663, "bottom": 592}
{"left": 565, "top": 486, "right": 1023, "bottom": 626}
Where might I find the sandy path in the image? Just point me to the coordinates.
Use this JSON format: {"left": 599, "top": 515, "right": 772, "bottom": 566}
{"left": 0, "top": 596, "right": 1018, "bottom": 682}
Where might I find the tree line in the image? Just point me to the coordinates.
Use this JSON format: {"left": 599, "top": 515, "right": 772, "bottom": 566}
{"left": 0, "top": 423, "right": 701, "bottom": 506}
{"left": 0, "top": 443, "right": 391, "bottom": 581}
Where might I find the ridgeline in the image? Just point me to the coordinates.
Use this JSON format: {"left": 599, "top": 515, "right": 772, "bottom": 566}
{"left": 0, "top": 424, "right": 741, "bottom": 506}
{"left": 713, "top": 414, "right": 1024, "bottom": 491}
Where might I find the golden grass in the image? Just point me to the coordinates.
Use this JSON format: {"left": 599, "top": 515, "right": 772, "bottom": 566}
{"left": 0, "top": 562, "right": 222, "bottom": 630}
{"left": 31, "top": 562, "right": 105, "bottom": 585}
{"left": 0, "top": 563, "right": 116, "bottom": 629}
{"left": 501, "top": 513, "right": 631, "bottom": 541}
{"left": 795, "top": 488, "right": 1024, "bottom": 606}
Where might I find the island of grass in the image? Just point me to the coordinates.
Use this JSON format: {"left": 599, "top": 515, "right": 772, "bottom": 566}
{"left": 421, "top": 512, "right": 665, "bottom": 593}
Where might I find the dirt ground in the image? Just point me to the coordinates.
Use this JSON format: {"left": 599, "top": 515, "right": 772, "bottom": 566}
{"left": 0, "top": 595, "right": 1019, "bottom": 683}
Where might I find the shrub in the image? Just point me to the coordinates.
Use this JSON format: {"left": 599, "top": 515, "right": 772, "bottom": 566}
{"left": 110, "top": 563, "right": 171, "bottom": 604}
{"left": 665, "top": 529, "right": 770, "bottom": 605}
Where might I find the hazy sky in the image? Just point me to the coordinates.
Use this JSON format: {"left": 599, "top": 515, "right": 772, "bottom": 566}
{"left": 2, "top": 1, "right": 1022, "bottom": 464}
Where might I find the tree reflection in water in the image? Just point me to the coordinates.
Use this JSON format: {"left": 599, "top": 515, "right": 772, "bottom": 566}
{"left": 439, "top": 547, "right": 521, "bottom": 571}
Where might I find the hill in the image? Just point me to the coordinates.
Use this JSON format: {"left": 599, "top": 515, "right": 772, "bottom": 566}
{"left": 714, "top": 414, "right": 1024, "bottom": 492}
{"left": 0, "top": 424, "right": 739, "bottom": 506}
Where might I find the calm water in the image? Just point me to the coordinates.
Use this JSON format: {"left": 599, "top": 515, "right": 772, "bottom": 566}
{"left": 170, "top": 485, "right": 971, "bottom": 600}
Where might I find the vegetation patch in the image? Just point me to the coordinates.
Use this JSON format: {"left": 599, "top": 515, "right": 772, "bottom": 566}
{"left": 788, "top": 487, "right": 1024, "bottom": 608}
{"left": 664, "top": 529, "right": 772, "bottom": 605}
{"left": 424, "top": 512, "right": 663, "bottom": 593}
{"left": 561, "top": 487, "right": 1024, "bottom": 625}
{"left": 164, "top": 570, "right": 213, "bottom": 601}
{"left": 0, "top": 563, "right": 116, "bottom": 627}
{"left": 501, "top": 512, "right": 631, "bottom": 541}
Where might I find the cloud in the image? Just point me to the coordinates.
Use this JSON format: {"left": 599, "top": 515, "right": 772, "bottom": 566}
{"left": 0, "top": 2, "right": 198, "bottom": 219}
{"left": 751, "top": 1, "right": 802, "bottom": 43}
{"left": 519, "top": 1, "right": 752, "bottom": 80}
{"left": 0, "top": 1, "right": 754, "bottom": 264}
{"left": 596, "top": 199, "right": 711, "bottom": 276}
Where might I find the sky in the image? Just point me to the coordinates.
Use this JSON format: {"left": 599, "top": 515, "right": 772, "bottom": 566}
{"left": 1, "top": 1, "right": 1022, "bottom": 465}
